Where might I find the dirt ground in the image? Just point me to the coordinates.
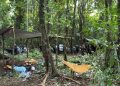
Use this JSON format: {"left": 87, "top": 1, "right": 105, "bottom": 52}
{"left": 0, "top": 56, "right": 90, "bottom": 86}
{"left": 0, "top": 73, "right": 90, "bottom": 86}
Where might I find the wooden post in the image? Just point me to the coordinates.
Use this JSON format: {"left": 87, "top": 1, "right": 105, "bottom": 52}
{"left": 2, "top": 34, "right": 5, "bottom": 55}
{"left": 2, "top": 34, "right": 5, "bottom": 65}
{"left": 12, "top": 28, "right": 16, "bottom": 73}
{"left": 13, "top": 28, "right": 16, "bottom": 56}
{"left": 26, "top": 38, "right": 29, "bottom": 58}
{"left": 55, "top": 37, "right": 58, "bottom": 66}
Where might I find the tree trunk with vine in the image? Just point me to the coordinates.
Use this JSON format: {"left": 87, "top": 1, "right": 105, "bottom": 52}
{"left": 104, "top": 0, "right": 113, "bottom": 68}
{"left": 39, "top": 0, "right": 58, "bottom": 76}
{"left": 117, "top": 0, "right": 120, "bottom": 63}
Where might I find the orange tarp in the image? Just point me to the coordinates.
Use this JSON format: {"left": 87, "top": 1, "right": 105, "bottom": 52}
{"left": 62, "top": 60, "right": 91, "bottom": 74}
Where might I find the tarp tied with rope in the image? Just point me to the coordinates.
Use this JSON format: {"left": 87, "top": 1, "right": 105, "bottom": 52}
{"left": 0, "top": 27, "right": 71, "bottom": 39}
{"left": 62, "top": 60, "right": 91, "bottom": 74}
{"left": 0, "top": 27, "right": 41, "bottom": 39}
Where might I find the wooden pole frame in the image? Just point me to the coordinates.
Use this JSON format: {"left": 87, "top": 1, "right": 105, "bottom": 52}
{"left": 26, "top": 38, "right": 29, "bottom": 58}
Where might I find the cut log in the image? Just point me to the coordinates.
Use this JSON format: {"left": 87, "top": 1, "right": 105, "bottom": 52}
{"left": 39, "top": 72, "right": 49, "bottom": 86}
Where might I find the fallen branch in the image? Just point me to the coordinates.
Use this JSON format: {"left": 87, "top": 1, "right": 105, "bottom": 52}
{"left": 39, "top": 72, "right": 49, "bottom": 86}
{"left": 61, "top": 75, "right": 81, "bottom": 85}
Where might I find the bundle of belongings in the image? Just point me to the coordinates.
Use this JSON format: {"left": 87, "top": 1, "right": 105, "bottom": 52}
{"left": 5, "top": 65, "right": 35, "bottom": 81}
{"left": 4, "top": 59, "right": 37, "bottom": 81}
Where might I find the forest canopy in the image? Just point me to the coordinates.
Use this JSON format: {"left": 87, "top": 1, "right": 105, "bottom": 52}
{"left": 0, "top": 0, "right": 120, "bottom": 86}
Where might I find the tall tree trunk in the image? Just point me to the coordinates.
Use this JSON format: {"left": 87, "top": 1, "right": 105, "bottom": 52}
{"left": 78, "top": 1, "right": 86, "bottom": 55}
{"left": 104, "top": 0, "right": 113, "bottom": 68}
{"left": 45, "top": 0, "right": 51, "bottom": 34}
{"left": 117, "top": 0, "right": 120, "bottom": 62}
{"left": 14, "top": 0, "right": 25, "bottom": 29}
{"left": 63, "top": 0, "right": 69, "bottom": 61}
{"left": 39, "top": 0, "right": 58, "bottom": 76}
{"left": 70, "top": 0, "right": 77, "bottom": 54}
{"left": 55, "top": 15, "right": 61, "bottom": 66}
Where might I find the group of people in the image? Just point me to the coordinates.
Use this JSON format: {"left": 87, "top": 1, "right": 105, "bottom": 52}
{"left": 5, "top": 44, "right": 27, "bottom": 55}
{"left": 52, "top": 43, "right": 96, "bottom": 54}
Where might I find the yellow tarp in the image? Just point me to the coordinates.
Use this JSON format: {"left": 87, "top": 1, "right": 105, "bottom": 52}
{"left": 62, "top": 60, "right": 91, "bottom": 74}
{"left": 25, "top": 59, "right": 38, "bottom": 64}
{"left": 6, "top": 65, "right": 12, "bottom": 69}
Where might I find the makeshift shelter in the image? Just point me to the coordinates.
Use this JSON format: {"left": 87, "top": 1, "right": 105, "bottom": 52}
{"left": 0, "top": 27, "right": 41, "bottom": 58}
{"left": 0, "top": 26, "right": 72, "bottom": 61}
{"left": 0, "top": 27, "right": 41, "bottom": 39}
